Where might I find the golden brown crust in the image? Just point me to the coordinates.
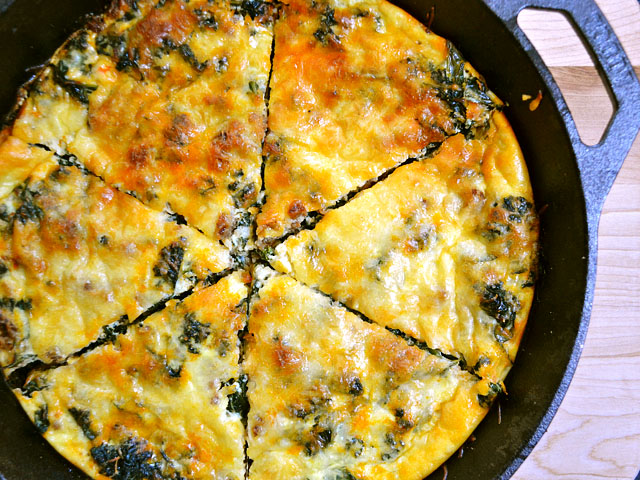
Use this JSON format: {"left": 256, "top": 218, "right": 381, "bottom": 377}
{"left": 257, "top": 0, "right": 501, "bottom": 242}
{"left": 9, "top": 0, "right": 273, "bottom": 248}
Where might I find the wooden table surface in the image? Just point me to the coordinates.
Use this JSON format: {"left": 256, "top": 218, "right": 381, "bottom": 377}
{"left": 507, "top": 2, "right": 640, "bottom": 479}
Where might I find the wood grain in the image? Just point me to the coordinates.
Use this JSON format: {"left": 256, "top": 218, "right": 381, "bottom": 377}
{"left": 512, "top": 1, "right": 640, "bottom": 479}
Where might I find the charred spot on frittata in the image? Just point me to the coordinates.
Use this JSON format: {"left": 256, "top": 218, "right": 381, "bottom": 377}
{"left": 0, "top": 314, "right": 22, "bottom": 350}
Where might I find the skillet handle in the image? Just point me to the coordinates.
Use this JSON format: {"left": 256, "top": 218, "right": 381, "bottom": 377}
{"left": 484, "top": 0, "right": 640, "bottom": 218}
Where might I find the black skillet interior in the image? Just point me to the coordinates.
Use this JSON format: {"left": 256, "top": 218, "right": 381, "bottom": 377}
{"left": 0, "top": 0, "right": 638, "bottom": 479}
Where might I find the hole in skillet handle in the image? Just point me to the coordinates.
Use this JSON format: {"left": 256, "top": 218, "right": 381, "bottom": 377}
{"left": 480, "top": 1, "right": 639, "bottom": 479}
{"left": 487, "top": 0, "right": 640, "bottom": 224}
{"left": 517, "top": 8, "right": 614, "bottom": 146}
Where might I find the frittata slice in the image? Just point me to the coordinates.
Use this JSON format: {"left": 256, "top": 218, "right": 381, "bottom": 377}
{"left": 256, "top": 0, "right": 500, "bottom": 242}
{"left": 10, "top": 0, "right": 274, "bottom": 249}
{"left": 245, "top": 266, "right": 493, "bottom": 480}
{"left": 270, "top": 112, "right": 538, "bottom": 383}
{"left": 15, "top": 271, "right": 248, "bottom": 480}
{"left": 0, "top": 160, "right": 231, "bottom": 371}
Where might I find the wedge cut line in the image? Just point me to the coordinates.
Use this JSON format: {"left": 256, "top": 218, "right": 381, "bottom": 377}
{"left": 13, "top": 270, "right": 251, "bottom": 480}
{"left": 9, "top": 0, "right": 275, "bottom": 255}
{"left": 0, "top": 157, "right": 232, "bottom": 373}
{"left": 268, "top": 114, "right": 538, "bottom": 385}
{"left": 7, "top": 266, "right": 239, "bottom": 396}
{"left": 244, "top": 265, "right": 496, "bottom": 480}
{"left": 251, "top": 262, "right": 486, "bottom": 377}
{"left": 256, "top": 0, "right": 501, "bottom": 243}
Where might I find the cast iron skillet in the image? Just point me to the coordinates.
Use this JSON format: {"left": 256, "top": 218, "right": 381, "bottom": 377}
{"left": 0, "top": 0, "right": 638, "bottom": 479}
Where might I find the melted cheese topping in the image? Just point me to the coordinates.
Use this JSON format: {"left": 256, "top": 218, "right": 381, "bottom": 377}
{"left": 0, "top": 135, "right": 56, "bottom": 201}
{"left": 246, "top": 266, "right": 492, "bottom": 480}
{"left": 0, "top": 0, "right": 539, "bottom": 477}
{"left": 256, "top": 0, "right": 500, "bottom": 241}
{"left": 0, "top": 161, "right": 230, "bottom": 370}
{"left": 16, "top": 272, "right": 248, "bottom": 480}
{"left": 272, "top": 113, "right": 537, "bottom": 382}
{"left": 12, "top": 0, "right": 273, "bottom": 248}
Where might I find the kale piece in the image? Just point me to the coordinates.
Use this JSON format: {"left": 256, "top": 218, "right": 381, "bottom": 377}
{"left": 394, "top": 408, "right": 414, "bottom": 430}
{"left": 165, "top": 363, "right": 183, "bottom": 378}
{"left": 482, "top": 221, "right": 510, "bottom": 241}
{"left": 100, "top": 318, "right": 129, "bottom": 344}
{"left": 480, "top": 283, "right": 521, "bottom": 332}
{"left": 0, "top": 297, "right": 32, "bottom": 311}
{"left": 66, "top": 31, "right": 89, "bottom": 53}
{"left": 430, "top": 43, "right": 497, "bottom": 135}
{"left": 257, "top": 246, "right": 275, "bottom": 262}
{"left": 314, "top": 6, "right": 339, "bottom": 46}
{"left": 34, "top": 404, "right": 49, "bottom": 434}
{"left": 248, "top": 80, "right": 260, "bottom": 94}
{"left": 477, "top": 382, "right": 503, "bottom": 408}
{"left": 13, "top": 188, "right": 44, "bottom": 226}
{"left": 503, "top": 196, "right": 533, "bottom": 216}
{"left": 116, "top": 48, "right": 141, "bottom": 73}
{"left": 431, "top": 43, "right": 466, "bottom": 86}
{"left": 178, "top": 44, "right": 208, "bottom": 72}
{"left": 52, "top": 61, "right": 97, "bottom": 104}
{"left": 326, "top": 469, "right": 359, "bottom": 480}
{"left": 232, "top": 183, "right": 257, "bottom": 208}
{"left": 194, "top": 8, "right": 218, "bottom": 29}
{"left": 231, "top": 0, "right": 270, "bottom": 20}
{"left": 153, "top": 240, "right": 186, "bottom": 288}
{"left": 21, "top": 376, "right": 48, "bottom": 397}
{"left": 347, "top": 377, "right": 363, "bottom": 396}
{"left": 96, "top": 33, "right": 140, "bottom": 73}
{"left": 90, "top": 437, "right": 162, "bottom": 480}
{"left": 68, "top": 407, "right": 98, "bottom": 440}
{"left": 226, "top": 374, "right": 249, "bottom": 416}
{"left": 304, "top": 424, "right": 333, "bottom": 456}
{"left": 96, "top": 34, "right": 127, "bottom": 62}
{"left": 178, "top": 312, "right": 211, "bottom": 354}
{"left": 345, "top": 437, "right": 364, "bottom": 458}
{"left": 214, "top": 56, "right": 229, "bottom": 74}
{"left": 0, "top": 205, "right": 9, "bottom": 222}
{"left": 380, "top": 431, "right": 403, "bottom": 461}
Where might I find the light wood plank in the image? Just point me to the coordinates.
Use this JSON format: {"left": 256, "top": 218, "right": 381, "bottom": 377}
{"left": 510, "top": 1, "right": 640, "bottom": 478}
{"left": 517, "top": 1, "right": 640, "bottom": 66}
